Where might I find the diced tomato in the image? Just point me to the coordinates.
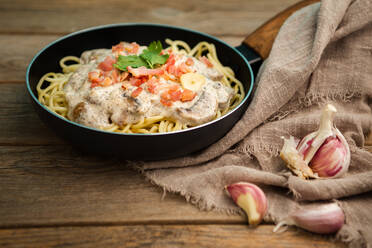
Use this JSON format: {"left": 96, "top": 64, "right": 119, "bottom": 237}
{"left": 131, "top": 87, "right": 143, "bottom": 97}
{"left": 129, "top": 76, "right": 147, "bottom": 87}
{"left": 88, "top": 71, "right": 100, "bottom": 81}
{"left": 129, "top": 77, "right": 140, "bottom": 87}
{"left": 111, "top": 69, "right": 119, "bottom": 84}
{"left": 88, "top": 71, "right": 99, "bottom": 79}
{"left": 90, "top": 82, "right": 99, "bottom": 88}
{"left": 178, "top": 62, "right": 191, "bottom": 74}
{"left": 185, "top": 57, "right": 194, "bottom": 66}
{"left": 101, "top": 77, "right": 112, "bottom": 87}
{"left": 160, "top": 85, "right": 182, "bottom": 104}
{"left": 102, "top": 70, "right": 111, "bottom": 77}
{"left": 88, "top": 71, "right": 103, "bottom": 86}
{"left": 146, "top": 77, "right": 159, "bottom": 94}
{"left": 167, "top": 84, "right": 181, "bottom": 101}
{"left": 160, "top": 92, "right": 173, "bottom": 106}
{"left": 130, "top": 42, "right": 139, "bottom": 54}
{"left": 128, "top": 77, "right": 136, "bottom": 86}
{"left": 166, "top": 60, "right": 191, "bottom": 77}
{"left": 124, "top": 42, "right": 140, "bottom": 54}
{"left": 164, "top": 53, "right": 179, "bottom": 76}
{"left": 147, "top": 83, "right": 157, "bottom": 94}
{"left": 168, "top": 84, "right": 180, "bottom": 91}
{"left": 98, "top": 56, "right": 116, "bottom": 71}
{"left": 199, "top": 56, "right": 213, "bottom": 68}
{"left": 128, "top": 66, "right": 164, "bottom": 77}
{"left": 112, "top": 43, "right": 124, "bottom": 53}
{"left": 160, "top": 98, "right": 172, "bottom": 107}
{"left": 181, "top": 89, "right": 196, "bottom": 102}
{"left": 170, "top": 90, "right": 182, "bottom": 101}
{"left": 167, "top": 64, "right": 177, "bottom": 76}
{"left": 139, "top": 77, "right": 148, "bottom": 85}
{"left": 161, "top": 91, "right": 171, "bottom": 100}
{"left": 166, "top": 53, "right": 176, "bottom": 66}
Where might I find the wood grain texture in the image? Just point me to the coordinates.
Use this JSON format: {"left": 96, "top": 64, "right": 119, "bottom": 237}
{"left": 0, "top": 0, "right": 299, "bottom": 36}
{"left": 0, "top": 225, "right": 345, "bottom": 248}
{"left": 0, "top": 35, "right": 61, "bottom": 83}
{"left": 1, "top": 143, "right": 370, "bottom": 228}
{"left": 243, "top": 0, "right": 320, "bottom": 59}
{"left": 0, "top": 83, "right": 63, "bottom": 145}
{"left": 0, "top": 145, "right": 244, "bottom": 227}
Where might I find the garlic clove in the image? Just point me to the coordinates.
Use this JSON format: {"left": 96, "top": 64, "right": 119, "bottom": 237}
{"left": 226, "top": 182, "right": 268, "bottom": 226}
{"left": 280, "top": 104, "right": 350, "bottom": 179}
{"left": 301, "top": 104, "right": 338, "bottom": 164}
{"left": 309, "top": 135, "right": 350, "bottom": 177}
{"left": 273, "top": 203, "right": 345, "bottom": 234}
{"left": 280, "top": 136, "right": 318, "bottom": 179}
{"left": 180, "top": 72, "right": 206, "bottom": 91}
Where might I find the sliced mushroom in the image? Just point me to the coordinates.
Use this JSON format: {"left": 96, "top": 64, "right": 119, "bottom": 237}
{"left": 177, "top": 90, "right": 218, "bottom": 126}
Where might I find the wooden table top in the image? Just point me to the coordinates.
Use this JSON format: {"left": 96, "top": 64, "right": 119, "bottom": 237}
{"left": 1, "top": 0, "right": 371, "bottom": 247}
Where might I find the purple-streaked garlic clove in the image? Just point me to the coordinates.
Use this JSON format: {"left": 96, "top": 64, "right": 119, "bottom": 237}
{"left": 280, "top": 104, "right": 350, "bottom": 179}
{"left": 273, "top": 202, "right": 345, "bottom": 234}
{"left": 226, "top": 182, "right": 268, "bottom": 226}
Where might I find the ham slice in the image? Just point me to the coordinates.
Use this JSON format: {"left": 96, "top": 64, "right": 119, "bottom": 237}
{"left": 127, "top": 66, "right": 164, "bottom": 77}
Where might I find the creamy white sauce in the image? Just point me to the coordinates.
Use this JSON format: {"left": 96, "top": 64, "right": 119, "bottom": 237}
{"left": 64, "top": 42, "right": 234, "bottom": 129}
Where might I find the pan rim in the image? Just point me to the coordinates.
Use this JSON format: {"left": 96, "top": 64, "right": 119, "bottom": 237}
{"left": 26, "top": 23, "right": 254, "bottom": 137}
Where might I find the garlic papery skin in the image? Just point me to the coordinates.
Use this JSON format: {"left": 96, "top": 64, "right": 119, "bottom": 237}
{"left": 273, "top": 203, "right": 345, "bottom": 234}
{"left": 280, "top": 136, "right": 317, "bottom": 179}
{"left": 226, "top": 182, "right": 268, "bottom": 226}
{"left": 280, "top": 104, "right": 350, "bottom": 179}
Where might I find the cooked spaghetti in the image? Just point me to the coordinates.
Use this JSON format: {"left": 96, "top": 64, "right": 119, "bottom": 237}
{"left": 37, "top": 39, "right": 245, "bottom": 134}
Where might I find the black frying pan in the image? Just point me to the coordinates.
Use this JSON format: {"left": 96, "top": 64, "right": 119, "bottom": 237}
{"left": 26, "top": 0, "right": 318, "bottom": 160}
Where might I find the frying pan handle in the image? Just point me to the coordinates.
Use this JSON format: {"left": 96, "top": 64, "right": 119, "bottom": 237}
{"left": 243, "top": 0, "right": 320, "bottom": 60}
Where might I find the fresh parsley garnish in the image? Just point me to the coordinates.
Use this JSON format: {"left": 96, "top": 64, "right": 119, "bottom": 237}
{"left": 114, "top": 41, "right": 169, "bottom": 71}
{"left": 140, "top": 41, "right": 169, "bottom": 68}
{"left": 114, "top": 55, "right": 148, "bottom": 71}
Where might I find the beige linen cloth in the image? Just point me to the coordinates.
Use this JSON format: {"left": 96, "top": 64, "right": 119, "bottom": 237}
{"left": 136, "top": 0, "right": 372, "bottom": 246}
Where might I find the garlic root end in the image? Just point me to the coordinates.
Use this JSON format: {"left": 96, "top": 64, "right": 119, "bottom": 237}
{"left": 273, "top": 220, "right": 290, "bottom": 233}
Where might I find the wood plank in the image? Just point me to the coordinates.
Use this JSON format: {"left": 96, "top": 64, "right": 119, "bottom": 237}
{"left": 0, "top": 225, "right": 345, "bottom": 248}
{"left": 0, "top": 145, "right": 243, "bottom": 227}
{"left": 0, "top": 0, "right": 299, "bottom": 36}
{"left": 0, "top": 83, "right": 63, "bottom": 145}
{"left": 0, "top": 34, "right": 241, "bottom": 83}
{"left": 0, "top": 34, "right": 60, "bottom": 83}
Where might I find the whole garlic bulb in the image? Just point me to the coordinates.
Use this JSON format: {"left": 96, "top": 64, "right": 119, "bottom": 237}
{"left": 280, "top": 104, "right": 350, "bottom": 179}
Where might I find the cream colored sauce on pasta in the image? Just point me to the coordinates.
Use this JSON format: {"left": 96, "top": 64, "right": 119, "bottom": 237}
{"left": 64, "top": 43, "right": 234, "bottom": 129}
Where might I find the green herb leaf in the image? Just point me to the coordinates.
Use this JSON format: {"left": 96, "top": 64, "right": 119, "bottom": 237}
{"left": 148, "top": 40, "right": 163, "bottom": 54}
{"left": 140, "top": 41, "right": 169, "bottom": 69}
{"left": 113, "top": 41, "right": 169, "bottom": 72}
{"left": 114, "top": 55, "right": 148, "bottom": 71}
